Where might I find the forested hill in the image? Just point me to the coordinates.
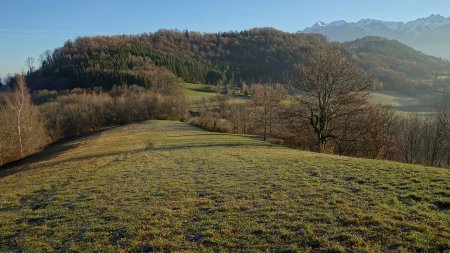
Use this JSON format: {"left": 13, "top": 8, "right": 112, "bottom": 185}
{"left": 345, "top": 36, "right": 450, "bottom": 95}
{"left": 26, "top": 28, "right": 323, "bottom": 90}
{"left": 25, "top": 29, "right": 450, "bottom": 95}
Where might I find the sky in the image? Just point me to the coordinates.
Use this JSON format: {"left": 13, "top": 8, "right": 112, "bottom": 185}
{"left": 1, "top": 0, "right": 450, "bottom": 78}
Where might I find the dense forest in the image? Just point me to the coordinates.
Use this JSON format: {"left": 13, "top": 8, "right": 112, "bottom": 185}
{"left": 24, "top": 29, "right": 323, "bottom": 91}
{"left": 19, "top": 29, "right": 450, "bottom": 96}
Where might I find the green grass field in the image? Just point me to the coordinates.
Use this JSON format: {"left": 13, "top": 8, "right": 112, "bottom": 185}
{"left": 181, "top": 83, "right": 218, "bottom": 102}
{"left": 181, "top": 84, "right": 431, "bottom": 112}
{"left": 1, "top": 121, "right": 449, "bottom": 252}
{"left": 369, "top": 91, "right": 433, "bottom": 112}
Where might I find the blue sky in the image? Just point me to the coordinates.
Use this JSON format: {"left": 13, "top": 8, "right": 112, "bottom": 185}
{"left": 1, "top": 0, "right": 450, "bottom": 78}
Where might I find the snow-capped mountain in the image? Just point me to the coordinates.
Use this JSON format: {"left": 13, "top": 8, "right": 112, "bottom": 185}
{"left": 302, "top": 14, "right": 450, "bottom": 60}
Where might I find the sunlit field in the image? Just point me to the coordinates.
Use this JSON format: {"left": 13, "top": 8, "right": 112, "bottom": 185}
{"left": 181, "top": 83, "right": 218, "bottom": 102}
{"left": 1, "top": 121, "right": 448, "bottom": 252}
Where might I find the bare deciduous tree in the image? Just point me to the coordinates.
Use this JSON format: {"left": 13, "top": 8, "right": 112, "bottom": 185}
{"left": 215, "top": 94, "right": 229, "bottom": 118}
{"left": 251, "top": 84, "right": 284, "bottom": 140}
{"left": 5, "top": 76, "right": 28, "bottom": 157}
{"left": 396, "top": 114, "right": 423, "bottom": 164}
{"left": 228, "top": 102, "right": 250, "bottom": 134}
{"left": 25, "top": 57, "right": 35, "bottom": 74}
{"left": 0, "top": 75, "right": 48, "bottom": 164}
{"left": 287, "top": 46, "right": 373, "bottom": 152}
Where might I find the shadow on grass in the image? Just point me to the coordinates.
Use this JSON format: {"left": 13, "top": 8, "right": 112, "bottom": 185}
{"left": 189, "top": 87, "right": 217, "bottom": 93}
{"left": 187, "top": 123, "right": 264, "bottom": 140}
{"left": 147, "top": 142, "right": 269, "bottom": 152}
{"left": 0, "top": 126, "right": 119, "bottom": 178}
{"left": 0, "top": 122, "right": 268, "bottom": 178}
{"left": 33, "top": 148, "right": 147, "bottom": 170}
{"left": 167, "top": 133, "right": 266, "bottom": 143}
{"left": 167, "top": 133, "right": 227, "bottom": 137}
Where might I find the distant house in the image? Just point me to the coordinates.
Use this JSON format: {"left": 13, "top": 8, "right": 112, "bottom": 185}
{"left": 223, "top": 84, "right": 242, "bottom": 95}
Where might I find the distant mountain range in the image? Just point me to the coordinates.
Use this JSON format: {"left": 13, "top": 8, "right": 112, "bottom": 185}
{"left": 302, "top": 14, "right": 450, "bottom": 60}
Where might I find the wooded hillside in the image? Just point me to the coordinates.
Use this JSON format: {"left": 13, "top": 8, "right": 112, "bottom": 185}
{"left": 22, "top": 29, "right": 450, "bottom": 96}
{"left": 26, "top": 29, "right": 322, "bottom": 90}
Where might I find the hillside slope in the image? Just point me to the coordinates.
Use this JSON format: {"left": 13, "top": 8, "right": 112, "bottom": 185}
{"left": 25, "top": 29, "right": 450, "bottom": 97}
{"left": 1, "top": 121, "right": 449, "bottom": 252}
{"left": 26, "top": 29, "right": 322, "bottom": 90}
{"left": 346, "top": 36, "right": 450, "bottom": 95}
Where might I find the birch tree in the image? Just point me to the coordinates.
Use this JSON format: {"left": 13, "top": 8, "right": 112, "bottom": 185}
{"left": 1, "top": 75, "right": 47, "bottom": 163}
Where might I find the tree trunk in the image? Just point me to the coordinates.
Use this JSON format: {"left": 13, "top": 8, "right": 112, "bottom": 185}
{"left": 263, "top": 125, "right": 267, "bottom": 141}
{"left": 16, "top": 111, "right": 24, "bottom": 158}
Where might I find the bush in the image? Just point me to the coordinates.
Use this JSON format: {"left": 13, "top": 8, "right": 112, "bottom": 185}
{"left": 39, "top": 86, "right": 187, "bottom": 142}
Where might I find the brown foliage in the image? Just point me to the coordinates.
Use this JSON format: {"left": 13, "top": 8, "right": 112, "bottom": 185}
{"left": 39, "top": 86, "right": 187, "bottom": 142}
{"left": 0, "top": 76, "right": 48, "bottom": 165}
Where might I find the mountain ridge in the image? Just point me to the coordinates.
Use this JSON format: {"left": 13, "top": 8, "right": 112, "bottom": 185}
{"left": 302, "top": 14, "right": 450, "bottom": 60}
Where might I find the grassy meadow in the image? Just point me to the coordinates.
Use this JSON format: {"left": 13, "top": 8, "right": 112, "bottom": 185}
{"left": 0, "top": 120, "right": 449, "bottom": 252}
{"left": 180, "top": 83, "right": 218, "bottom": 102}
{"left": 369, "top": 91, "right": 435, "bottom": 112}
{"left": 180, "top": 82, "right": 434, "bottom": 114}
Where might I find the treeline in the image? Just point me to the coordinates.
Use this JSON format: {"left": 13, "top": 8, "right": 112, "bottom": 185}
{"left": 190, "top": 87, "right": 450, "bottom": 168}
{"left": 26, "top": 38, "right": 226, "bottom": 90}
{"left": 38, "top": 85, "right": 186, "bottom": 141}
{"left": 0, "top": 76, "right": 186, "bottom": 166}
{"left": 140, "top": 28, "right": 323, "bottom": 83}
{"left": 397, "top": 101, "right": 450, "bottom": 166}
{"left": 22, "top": 28, "right": 325, "bottom": 91}
{"left": 16, "top": 29, "right": 449, "bottom": 96}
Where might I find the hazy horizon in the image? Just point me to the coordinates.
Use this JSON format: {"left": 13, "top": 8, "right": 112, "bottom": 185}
{"left": 1, "top": 0, "right": 450, "bottom": 78}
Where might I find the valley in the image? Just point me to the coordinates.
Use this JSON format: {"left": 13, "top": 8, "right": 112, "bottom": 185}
{"left": 1, "top": 4, "right": 450, "bottom": 252}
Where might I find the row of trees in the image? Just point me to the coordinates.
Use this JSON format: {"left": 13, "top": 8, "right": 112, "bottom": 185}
{"left": 192, "top": 89, "right": 450, "bottom": 168}
{"left": 0, "top": 76, "right": 187, "bottom": 166}
{"left": 39, "top": 85, "right": 186, "bottom": 141}
{"left": 190, "top": 46, "right": 450, "bottom": 168}
{"left": 397, "top": 95, "right": 450, "bottom": 167}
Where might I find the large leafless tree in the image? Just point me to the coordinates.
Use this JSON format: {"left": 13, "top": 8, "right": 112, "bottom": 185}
{"left": 288, "top": 46, "right": 373, "bottom": 152}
